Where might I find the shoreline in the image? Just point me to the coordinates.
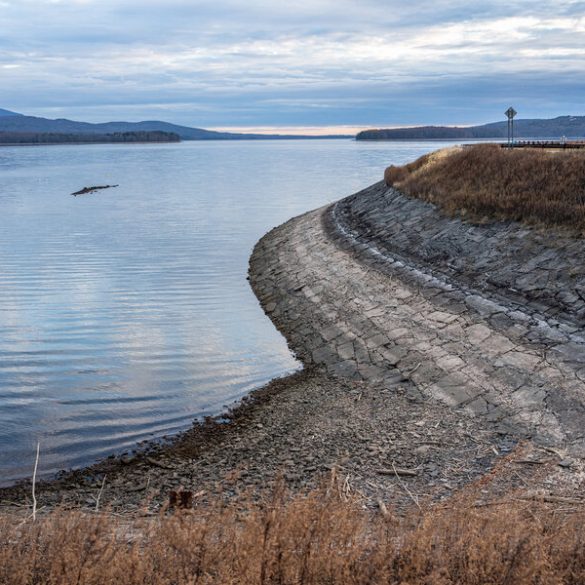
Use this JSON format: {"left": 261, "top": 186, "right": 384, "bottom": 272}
{"left": 0, "top": 365, "right": 526, "bottom": 514}
{"left": 3, "top": 181, "right": 585, "bottom": 512}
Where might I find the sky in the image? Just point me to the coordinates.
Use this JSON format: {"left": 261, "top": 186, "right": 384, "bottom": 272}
{"left": 0, "top": 0, "right": 584, "bottom": 133}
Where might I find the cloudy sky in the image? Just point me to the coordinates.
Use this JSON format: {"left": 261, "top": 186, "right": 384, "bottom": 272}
{"left": 1, "top": 0, "right": 584, "bottom": 133}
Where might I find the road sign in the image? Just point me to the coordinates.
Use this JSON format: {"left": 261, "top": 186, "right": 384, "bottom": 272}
{"left": 505, "top": 107, "right": 517, "bottom": 147}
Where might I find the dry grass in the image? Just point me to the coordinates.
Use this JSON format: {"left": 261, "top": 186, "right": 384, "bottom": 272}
{"left": 2, "top": 482, "right": 585, "bottom": 584}
{"left": 384, "top": 144, "right": 585, "bottom": 232}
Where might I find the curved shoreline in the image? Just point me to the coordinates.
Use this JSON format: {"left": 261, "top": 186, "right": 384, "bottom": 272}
{"left": 252, "top": 183, "right": 585, "bottom": 454}
{"left": 2, "top": 181, "right": 585, "bottom": 512}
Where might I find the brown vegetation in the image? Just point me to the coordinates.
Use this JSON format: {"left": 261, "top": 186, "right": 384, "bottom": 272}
{"left": 2, "top": 481, "right": 585, "bottom": 584}
{"left": 384, "top": 144, "right": 585, "bottom": 232}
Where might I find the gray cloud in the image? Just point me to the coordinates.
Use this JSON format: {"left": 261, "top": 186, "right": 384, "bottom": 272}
{"left": 0, "top": 0, "right": 583, "bottom": 128}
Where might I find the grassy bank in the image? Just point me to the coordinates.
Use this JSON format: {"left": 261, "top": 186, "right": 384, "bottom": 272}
{"left": 2, "top": 481, "right": 585, "bottom": 585}
{"left": 384, "top": 144, "right": 585, "bottom": 232}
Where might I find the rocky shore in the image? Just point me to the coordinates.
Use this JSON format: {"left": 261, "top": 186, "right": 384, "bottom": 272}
{"left": 253, "top": 183, "right": 585, "bottom": 450}
{"left": 2, "top": 181, "right": 585, "bottom": 514}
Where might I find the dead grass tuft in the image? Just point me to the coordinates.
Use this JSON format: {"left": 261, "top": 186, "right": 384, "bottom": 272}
{"left": 385, "top": 144, "right": 585, "bottom": 232}
{"left": 2, "top": 482, "right": 585, "bottom": 584}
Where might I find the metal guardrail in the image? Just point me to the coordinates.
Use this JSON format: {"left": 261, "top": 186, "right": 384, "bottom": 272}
{"left": 501, "top": 140, "right": 585, "bottom": 150}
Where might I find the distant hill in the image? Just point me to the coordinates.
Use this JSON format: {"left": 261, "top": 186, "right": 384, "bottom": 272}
{"left": 0, "top": 108, "right": 22, "bottom": 117}
{"left": 0, "top": 130, "right": 180, "bottom": 145}
{"left": 0, "top": 109, "right": 351, "bottom": 141}
{"left": 0, "top": 113, "right": 249, "bottom": 140}
{"left": 356, "top": 116, "right": 585, "bottom": 140}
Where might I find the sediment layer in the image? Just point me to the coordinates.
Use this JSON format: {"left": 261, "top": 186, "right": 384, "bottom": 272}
{"left": 249, "top": 182, "right": 585, "bottom": 458}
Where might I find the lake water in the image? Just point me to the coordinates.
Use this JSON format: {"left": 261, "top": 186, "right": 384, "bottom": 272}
{"left": 0, "top": 139, "right": 464, "bottom": 484}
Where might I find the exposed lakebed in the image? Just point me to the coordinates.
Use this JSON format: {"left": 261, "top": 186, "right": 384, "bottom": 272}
{"left": 0, "top": 139, "right": 467, "bottom": 484}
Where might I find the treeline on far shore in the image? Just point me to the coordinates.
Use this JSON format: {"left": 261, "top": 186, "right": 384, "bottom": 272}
{"left": 356, "top": 127, "right": 499, "bottom": 140}
{"left": 0, "top": 130, "right": 181, "bottom": 145}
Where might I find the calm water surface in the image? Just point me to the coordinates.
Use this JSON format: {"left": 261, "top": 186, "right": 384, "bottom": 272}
{"left": 0, "top": 139, "right": 463, "bottom": 484}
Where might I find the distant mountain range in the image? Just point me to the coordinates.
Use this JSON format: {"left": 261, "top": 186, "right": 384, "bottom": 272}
{"left": 4, "top": 109, "right": 582, "bottom": 143}
{"left": 0, "top": 109, "right": 351, "bottom": 141}
{"left": 0, "top": 108, "right": 21, "bottom": 117}
{"left": 356, "top": 116, "right": 585, "bottom": 140}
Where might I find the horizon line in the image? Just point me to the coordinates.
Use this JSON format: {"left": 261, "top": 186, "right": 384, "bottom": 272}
{"left": 207, "top": 124, "right": 476, "bottom": 136}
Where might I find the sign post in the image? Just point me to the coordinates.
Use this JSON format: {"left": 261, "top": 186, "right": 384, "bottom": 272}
{"left": 505, "top": 107, "right": 517, "bottom": 148}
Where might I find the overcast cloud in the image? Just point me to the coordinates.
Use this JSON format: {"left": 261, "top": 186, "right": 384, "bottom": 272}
{"left": 0, "top": 0, "right": 584, "bottom": 130}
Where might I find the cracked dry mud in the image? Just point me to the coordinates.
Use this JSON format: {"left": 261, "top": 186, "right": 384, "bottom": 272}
{"left": 250, "top": 182, "right": 585, "bottom": 495}
{"left": 2, "top": 181, "right": 584, "bottom": 513}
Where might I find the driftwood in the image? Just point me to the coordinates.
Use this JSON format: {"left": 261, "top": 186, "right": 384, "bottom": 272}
{"left": 145, "top": 456, "right": 174, "bottom": 470}
{"left": 377, "top": 467, "right": 418, "bottom": 477}
{"left": 512, "top": 459, "right": 548, "bottom": 465}
{"left": 518, "top": 495, "right": 583, "bottom": 505}
{"left": 71, "top": 184, "right": 118, "bottom": 196}
{"left": 169, "top": 490, "right": 193, "bottom": 509}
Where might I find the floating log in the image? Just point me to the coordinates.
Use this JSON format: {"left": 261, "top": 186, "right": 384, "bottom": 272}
{"left": 71, "top": 184, "right": 119, "bottom": 196}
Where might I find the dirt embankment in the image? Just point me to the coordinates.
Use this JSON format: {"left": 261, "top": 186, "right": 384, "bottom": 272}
{"left": 249, "top": 180, "right": 585, "bottom": 502}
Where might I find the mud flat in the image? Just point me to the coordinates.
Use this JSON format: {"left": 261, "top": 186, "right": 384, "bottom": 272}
{"left": 2, "top": 181, "right": 584, "bottom": 513}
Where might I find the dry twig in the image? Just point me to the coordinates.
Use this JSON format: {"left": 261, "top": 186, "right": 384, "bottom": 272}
{"left": 32, "top": 442, "right": 40, "bottom": 522}
{"left": 94, "top": 475, "right": 107, "bottom": 513}
{"left": 391, "top": 462, "right": 421, "bottom": 511}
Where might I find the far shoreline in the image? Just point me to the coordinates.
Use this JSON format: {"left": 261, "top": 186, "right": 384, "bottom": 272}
{"left": 0, "top": 136, "right": 354, "bottom": 148}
